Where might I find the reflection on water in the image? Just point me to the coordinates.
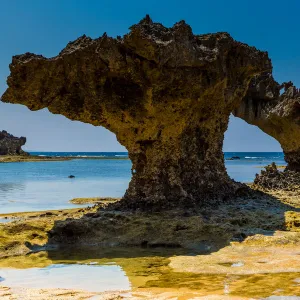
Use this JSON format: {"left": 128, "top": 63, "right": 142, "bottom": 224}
{"left": 0, "top": 264, "right": 130, "bottom": 292}
{"left": 265, "top": 297, "right": 300, "bottom": 300}
{"left": 0, "top": 217, "right": 14, "bottom": 223}
{"left": 0, "top": 182, "right": 25, "bottom": 194}
{"left": 0, "top": 248, "right": 299, "bottom": 298}
{"left": 0, "top": 179, "right": 129, "bottom": 213}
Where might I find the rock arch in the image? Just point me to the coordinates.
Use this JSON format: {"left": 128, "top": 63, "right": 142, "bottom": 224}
{"left": 1, "top": 16, "right": 271, "bottom": 208}
{"left": 234, "top": 74, "right": 300, "bottom": 171}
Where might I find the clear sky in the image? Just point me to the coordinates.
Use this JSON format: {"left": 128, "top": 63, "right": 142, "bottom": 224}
{"left": 1, "top": 0, "right": 299, "bottom": 152}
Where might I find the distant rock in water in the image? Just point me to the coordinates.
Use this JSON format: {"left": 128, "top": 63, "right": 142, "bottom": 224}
{"left": 68, "top": 175, "right": 75, "bottom": 179}
{"left": 227, "top": 156, "right": 241, "bottom": 160}
{"left": 0, "top": 130, "right": 27, "bottom": 155}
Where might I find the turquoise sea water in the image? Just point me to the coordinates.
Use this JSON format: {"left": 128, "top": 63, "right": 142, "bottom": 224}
{"left": 0, "top": 152, "right": 286, "bottom": 213}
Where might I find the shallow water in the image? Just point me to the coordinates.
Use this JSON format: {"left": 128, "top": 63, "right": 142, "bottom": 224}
{"left": 0, "top": 159, "right": 131, "bottom": 213}
{"left": 0, "top": 217, "right": 14, "bottom": 223}
{"left": 0, "top": 264, "right": 130, "bottom": 292}
{"left": 0, "top": 152, "right": 297, "bottom": 299}
{"left": 0, "top": 152, "right": 286, "bottom": 213}
{"left": 0, "top": 248, "right": 299, "bottom": 298}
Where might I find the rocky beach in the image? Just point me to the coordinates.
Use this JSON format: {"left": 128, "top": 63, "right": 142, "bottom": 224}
{"left": 0, "top": 14, "right": 300, "bottom": 299}
{"left": 0, "top": 178, "right": 299, "bottom": 299}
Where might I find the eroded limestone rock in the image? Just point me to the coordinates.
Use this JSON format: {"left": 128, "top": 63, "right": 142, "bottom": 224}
{"left": 1, "top": 16, "right": 271, "bottom": 208}
{"left": 254, "top": 162, "right": 300, "bottom": 191}
{"left": 234, "top": 74, "right": 300, "bottom": 171}
{"left": 0, "top": 130, "right": 26, "bottom": 155}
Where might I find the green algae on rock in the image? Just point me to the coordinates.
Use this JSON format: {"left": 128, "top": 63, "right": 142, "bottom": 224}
{"left": 1, "top": 16, "right": 271, "bottom": 208}
{"left": 69, "top": 197, "right": 120, "bottom": 205}
{"left": 0, "top": 207, "right": 97, "bottom": 258}
{"left": 1, "top": 187, "right": 299, "bottom": 258}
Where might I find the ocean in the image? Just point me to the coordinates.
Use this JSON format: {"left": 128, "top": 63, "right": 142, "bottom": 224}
{"left": 0, "top": 152, "right": 286, "bottom": 213}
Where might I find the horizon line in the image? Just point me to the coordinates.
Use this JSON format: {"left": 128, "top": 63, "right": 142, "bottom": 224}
{"left": 25, "top": 150, "right": 284, "bottom": 153}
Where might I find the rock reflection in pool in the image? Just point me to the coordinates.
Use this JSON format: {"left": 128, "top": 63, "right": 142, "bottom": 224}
{"left": 0, "top": 248, "right": 300, "bottom": 298}
{"left": 0, "top": 264, "right": 130, "bottom": 292}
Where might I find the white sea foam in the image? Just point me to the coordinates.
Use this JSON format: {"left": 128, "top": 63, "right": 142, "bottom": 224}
{"left": 75, "top": 155, "right": 105, "bottom": 158}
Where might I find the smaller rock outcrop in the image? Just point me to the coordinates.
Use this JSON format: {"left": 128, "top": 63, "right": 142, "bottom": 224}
{"left": 0, "top": 130, "right": 27, "bottom": 155}
{"left": 254, "top": 162, "right": 300, "bottom": 191}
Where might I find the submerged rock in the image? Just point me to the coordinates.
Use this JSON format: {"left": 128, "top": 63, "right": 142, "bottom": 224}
{"left": 0, "top": 130, "right": 27, "bottom": 155}
{"left": 227, "top": 156, "right": 241, "bottom": 160}
{"left": 1, "top": 16, "right": 271, "bottom": 208}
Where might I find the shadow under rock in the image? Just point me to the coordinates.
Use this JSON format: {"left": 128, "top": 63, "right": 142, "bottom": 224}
{"left": 44, "top": 186, "right": 300, "bottom": 258}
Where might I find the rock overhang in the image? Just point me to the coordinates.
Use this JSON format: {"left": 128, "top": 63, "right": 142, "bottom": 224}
{"left": 1, "top": 16, "right": 275, "bottom": 208}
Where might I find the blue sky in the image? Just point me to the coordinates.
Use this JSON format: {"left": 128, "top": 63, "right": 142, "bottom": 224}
{"left": 0, "top": 0, "right": 299, "bottom": 152}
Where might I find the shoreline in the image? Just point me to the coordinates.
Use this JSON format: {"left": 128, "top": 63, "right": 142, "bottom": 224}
{"left": 0, "top": 155, "right": 71, "bottom": 163}
{"left": 1, "top": 153, "right": 286, "bottom": 164}
{"left": 0, "top": 154, "right": 129, "bottom": 163}
{"left": 0, "top": 196, "right": 121, "bottom": 219}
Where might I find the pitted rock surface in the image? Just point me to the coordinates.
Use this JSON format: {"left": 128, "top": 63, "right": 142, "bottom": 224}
{"left": 1, "top": 16, "right": 271, "bottom": 208}
{"left": 234, "top": 74, "right": 300, "bottom": 171}
{"left": 0, "top": 130, "right": 26, "bottom": 156}
{"left": 254, "top": 162, "right": 300, "bottom": 191}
